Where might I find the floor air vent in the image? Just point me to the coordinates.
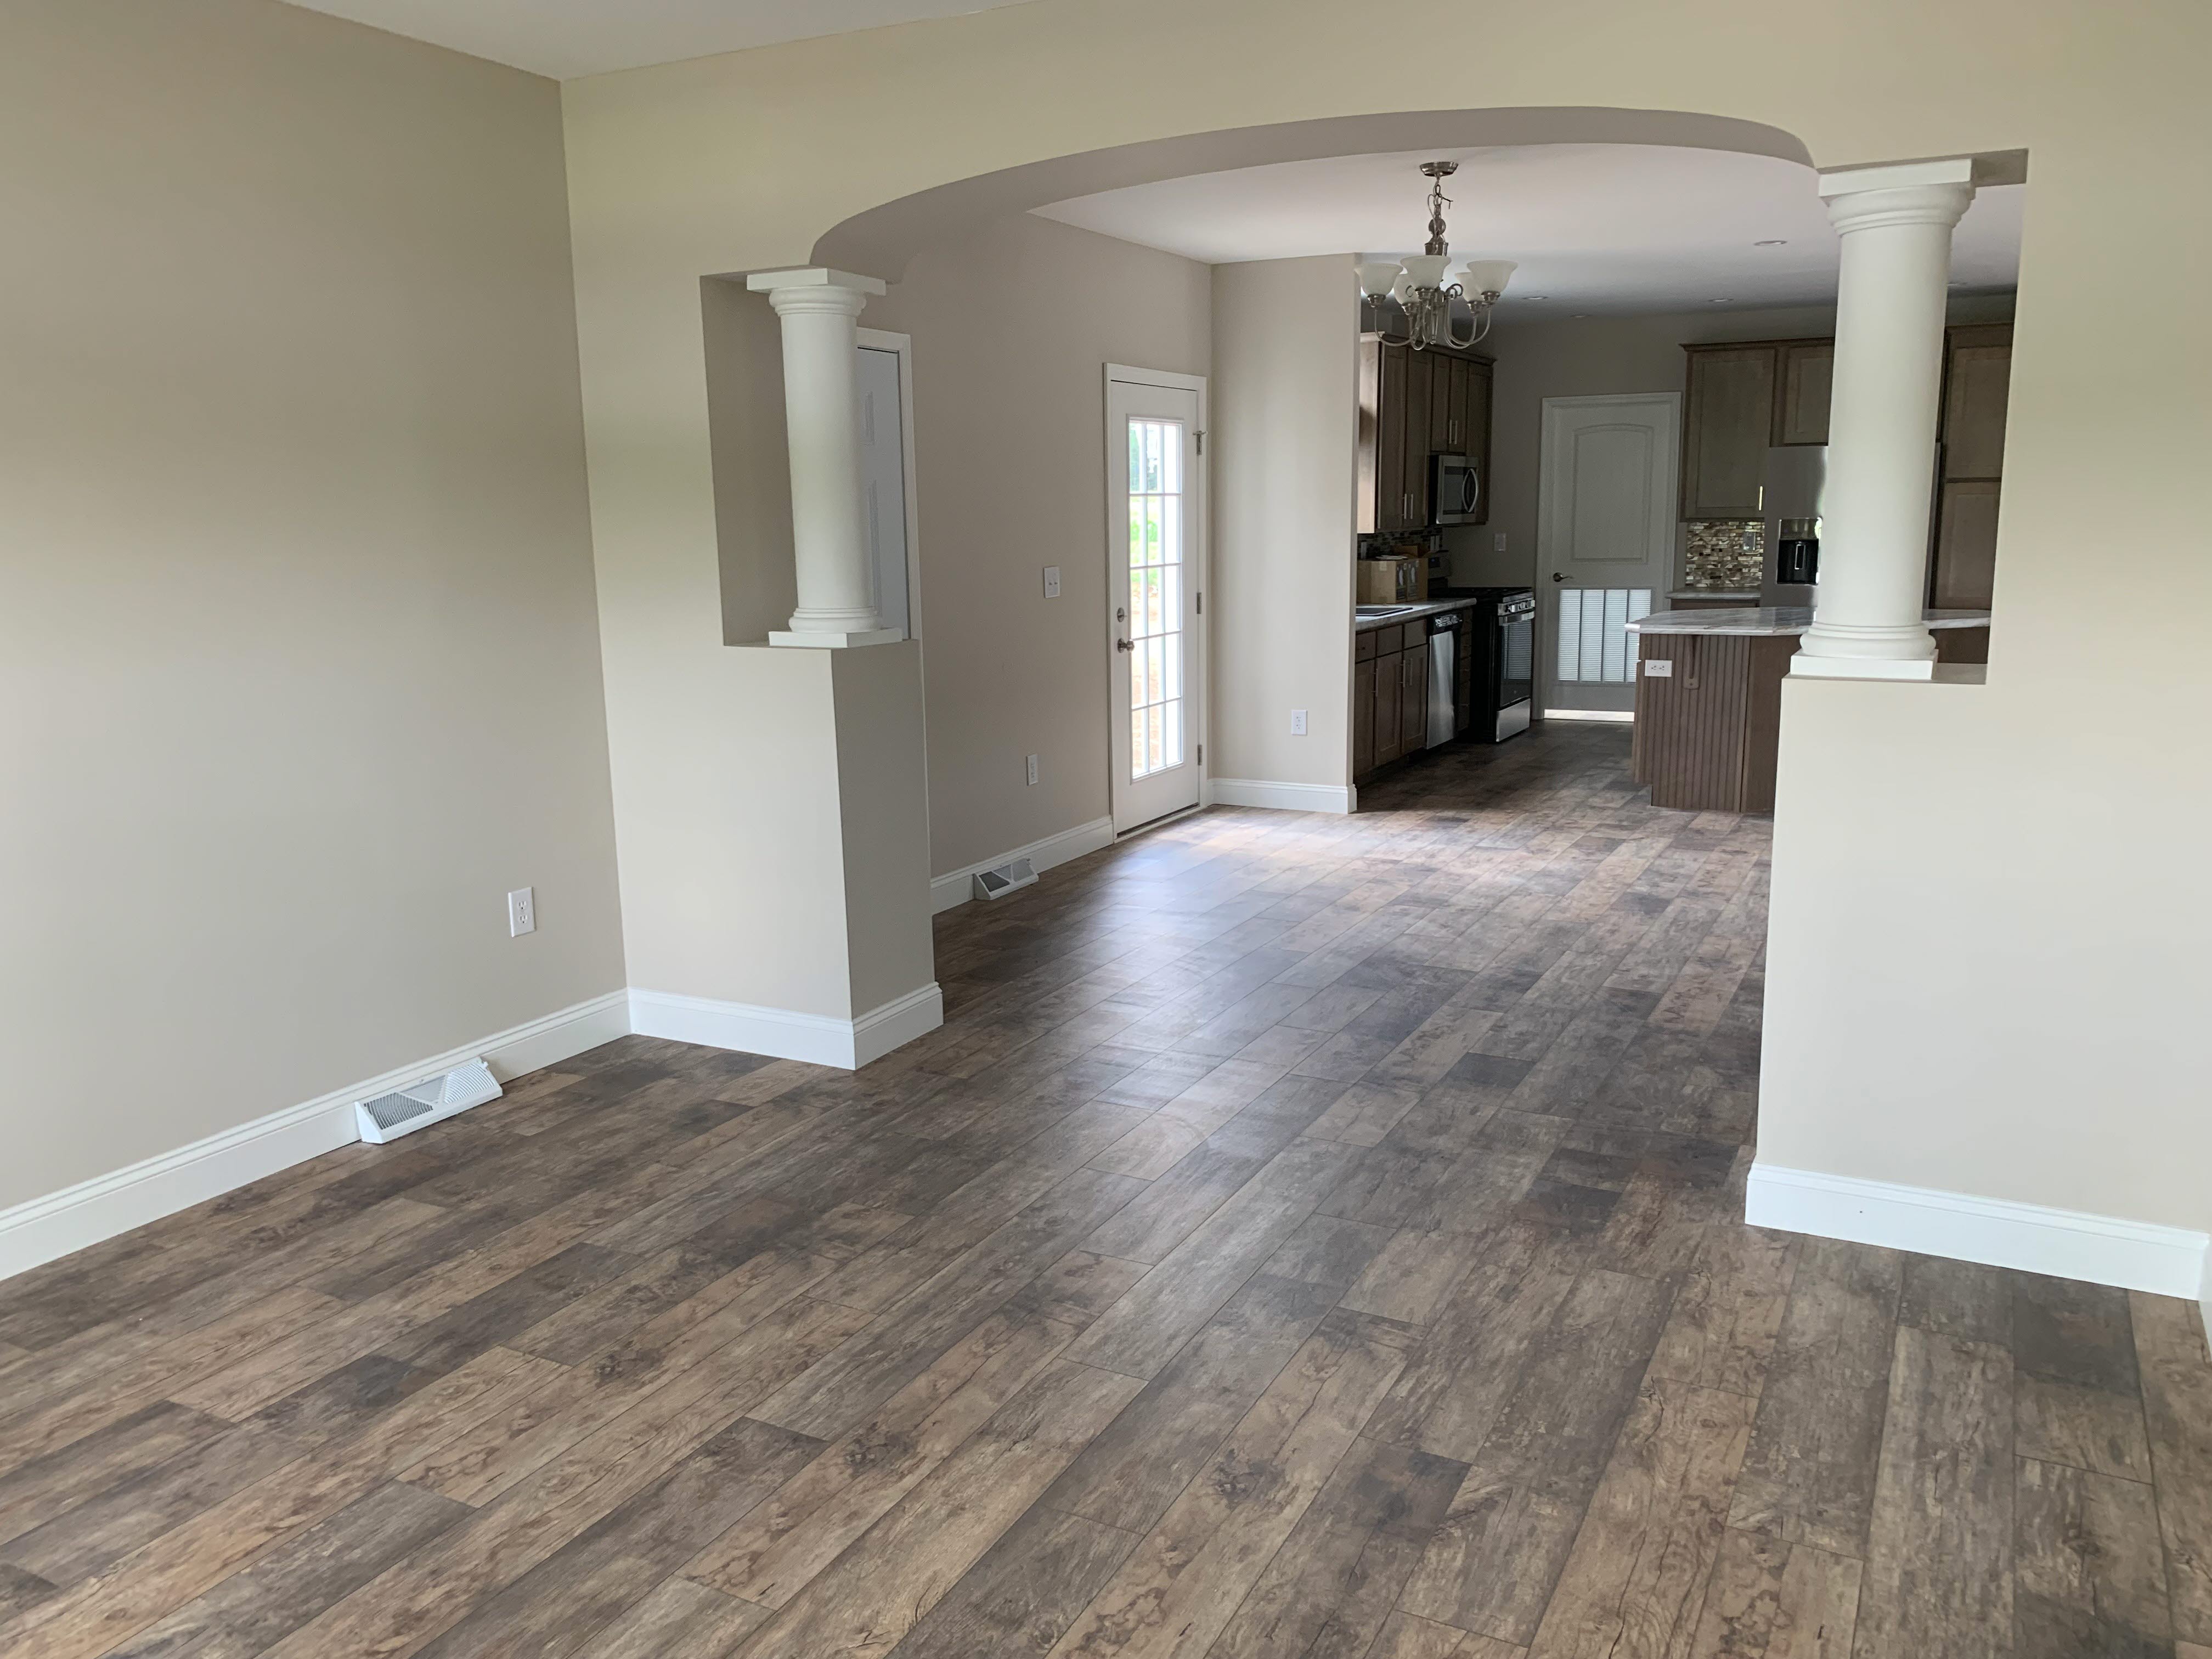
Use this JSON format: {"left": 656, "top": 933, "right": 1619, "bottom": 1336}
{"left": 973, "top": 856, "right": 1038, "bottom": 902}
{"left": 355, "top": 1058, "right": 503, "bottom": 1144}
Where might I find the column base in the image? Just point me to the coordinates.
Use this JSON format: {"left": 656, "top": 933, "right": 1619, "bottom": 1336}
{"left": 1788, "top": 653, "right": 1938, "bottom": 681}
{"left": 770, "top": 628, "right": 905, "bottom": 649}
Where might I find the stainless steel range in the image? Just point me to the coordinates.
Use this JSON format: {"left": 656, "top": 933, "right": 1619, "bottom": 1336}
{"left": 1469, "top": 586, "right": 1534, "bottom": 742}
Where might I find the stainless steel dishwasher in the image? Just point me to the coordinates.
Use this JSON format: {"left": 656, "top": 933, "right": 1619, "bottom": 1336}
{"left": 1425, "top": 610, "right": 1460, "bottom": 748}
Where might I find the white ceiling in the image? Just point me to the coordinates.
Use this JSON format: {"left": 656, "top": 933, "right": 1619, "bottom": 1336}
{"left": 279, "top": 0, "right": 1038, "bottom": 79}
{"left": 1037, "top": 144, "right": 2023, "bottom": 315}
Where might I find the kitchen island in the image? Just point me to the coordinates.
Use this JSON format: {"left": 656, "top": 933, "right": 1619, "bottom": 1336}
{"left": 1625, "top": 606, "right": 1992, "bottom": 811}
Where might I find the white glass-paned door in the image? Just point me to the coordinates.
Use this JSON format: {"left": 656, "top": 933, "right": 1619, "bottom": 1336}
{"left": 1127, "top": 417, "right": 1186, "bottom": 778}
{"left": 1107, "top": 373, "right": 1204, "bottom": 833}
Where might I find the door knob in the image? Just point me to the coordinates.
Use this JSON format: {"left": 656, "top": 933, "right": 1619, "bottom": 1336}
{"left": 1116, "top": 639, "right": 1135, "bottom": 652}
{"left": 1551, "top": 572, "right": 1567, "bottom": 582}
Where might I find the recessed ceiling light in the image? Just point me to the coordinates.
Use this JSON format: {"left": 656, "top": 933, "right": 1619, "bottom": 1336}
{"left": 1522, "top": 295, "right": 1549, "bottom": 301}
{"left": 1708, "top": 298, "right": 1731, "bottom": 304}
{"left": 1754, "top": 239, "right": 1787, "bottom": 247}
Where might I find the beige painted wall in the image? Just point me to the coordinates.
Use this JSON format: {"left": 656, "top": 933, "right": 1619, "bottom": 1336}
{"left": 1764, "top": 676, "right": 2209, "bottom": 1232}
{"left": 0, "top": 0, "right": 623, "bottom": 1209}
{"left": 1455, "top": 296, "right": 2015, "bottom": 590}
{"left": 1211, "top": 257, "right": 1360, "bottom": 792}
{"left": 560, "top": 0, "right": 2212, "bottom": 1240}
{"left": 865, "top": 215, "right": 1211, "bottom": 875}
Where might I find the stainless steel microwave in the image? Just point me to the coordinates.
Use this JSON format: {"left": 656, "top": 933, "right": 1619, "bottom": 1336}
{"left": 1431, "top": 453, "right": 1481, "bottom": 525}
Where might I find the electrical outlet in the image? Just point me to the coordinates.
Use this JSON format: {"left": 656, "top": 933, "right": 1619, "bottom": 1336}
{"left": 1290, "top": 709, "right": 1308, "bottom": 736}
{"left": 507, "top": 887, "right": 536, "bottom": 936}
{"left": 1494, "top": 532, "right": 1508, "bottom": 552}
{"left": 1025, "top": 753, "right": 1039, "bottom": 786}
{"left": 1042, "top": 566, "right": 1062, "bottom": 599}
{"left": 1644, "top": 659, "right": 1674, "bottom": 678}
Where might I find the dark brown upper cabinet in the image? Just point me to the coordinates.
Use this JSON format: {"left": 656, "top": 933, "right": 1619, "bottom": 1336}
{"left": 1358, "top": 334, "right": 1494, "bottom": 533}
{"left": 1679, "top": 338, "right": 1835, "bottom": 519}
{"left": 1775, "top": 341, "right": 1835, "bottom": 446}
{"left": 1930, "top": 323, "right": 2012, "bottom": 610}
{"left": 1678, "top": 326, "right": 2012, "bottom": 605}
{"left": 1679, "top": 345, "right": 1781, "bottom": 518}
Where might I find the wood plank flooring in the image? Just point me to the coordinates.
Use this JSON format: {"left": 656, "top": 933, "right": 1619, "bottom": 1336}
{"left": 3, "top": 721, "right": 2206, "bottom": 1658}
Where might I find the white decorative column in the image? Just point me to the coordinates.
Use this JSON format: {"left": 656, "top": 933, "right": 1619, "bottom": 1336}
{"left": 745, "top": 267, "right": 899, "bottom": 647}
{"left": 1792, "top": 159, "right": 1976, "bottom": 680}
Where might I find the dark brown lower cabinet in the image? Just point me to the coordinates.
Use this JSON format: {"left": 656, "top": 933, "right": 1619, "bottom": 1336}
{"left": 1352, "top": 656, "right": 1376, "bottom": 778}
{"left": 1357, "top": 607, "right": 1474, "bottom": 785}
{"left": 1374, "top": 647, "right": 1402, "bottom": 767}
{"left": 1398, "top": 643, "right": 1427, "bottom": 755}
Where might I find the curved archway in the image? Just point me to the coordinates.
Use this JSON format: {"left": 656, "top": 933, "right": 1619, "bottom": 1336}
{"left": 810, "top": 106, "right": 1813, "bottom": 281}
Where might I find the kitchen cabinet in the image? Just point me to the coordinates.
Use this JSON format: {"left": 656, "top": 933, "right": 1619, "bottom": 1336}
{"left": 1374, "top": 642, "right": 1403, "bottom": 765}
{"left": 1678, "top": 337, "right": 1835, "bottom": 519}
{"left": 1931, "top": 478, "right": 2002, "bottom": 611}
{"left": 1929, "top": 324, "right": 2011, "bottom": 611}
{"left": 1675, "top": 325, "right": 2010, "bottom": 605}
{"left": 1399, "top": 640, "right": 1429, "bottom": 754}
{"left": 1775, "top": 342, "right": 1834, "bottom": 445}
{"left": 1431, "top": 355, "right": 1489, "bottom": 456}
{"left": 1679, "top": 346, "right": 1780, "bottom": 518}
{"left": 1355, "top": 606, "right": 1471, "bottom": 786}
{"left": 1358, "top": 336, "right": 1494, "bottom": 533}
{"left": 1940, "top": 326, "right": 2012, "bottom": 477}
{"left": 1362, "top": 341, "right": 1411, "bottom": 533}
{"left": 1352, "top": 637, "right": 1377, "bottom": 778}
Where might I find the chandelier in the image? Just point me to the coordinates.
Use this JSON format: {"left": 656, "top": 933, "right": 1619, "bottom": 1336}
{"left": 1357, "top": 161, "right": 1516, "bottom": 351}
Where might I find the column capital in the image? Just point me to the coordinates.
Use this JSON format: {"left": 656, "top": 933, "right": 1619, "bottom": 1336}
{"left": 744, "top": 266, "right": 887, "bottom": 299}
{"left": 1818, "top": 159, "right": 1976, "bottom": 235}
{"left": 1823, "top": 182, "right": 1974, "bottom": 238}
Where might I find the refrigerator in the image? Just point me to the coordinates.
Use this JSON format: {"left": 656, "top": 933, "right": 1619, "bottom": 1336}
{"left": 1758, "top": 445, "right": 1826, "bottom": 608}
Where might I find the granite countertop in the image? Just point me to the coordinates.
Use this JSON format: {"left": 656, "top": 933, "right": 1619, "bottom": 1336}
{"left": 1353, "top": 596, "right": 1479, "bottom": 633}
{"left": 1666, "top": 589, "right": 1759, "bottom": 602}
{"left": 1627, "top": 606, "right": 1993, "bottom": 637}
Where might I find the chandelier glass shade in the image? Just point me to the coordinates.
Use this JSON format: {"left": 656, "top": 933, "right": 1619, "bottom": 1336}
{"left": 1358, "top": 161, "right": 1516, "bottom": 351}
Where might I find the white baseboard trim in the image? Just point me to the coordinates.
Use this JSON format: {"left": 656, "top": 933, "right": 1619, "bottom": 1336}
{"left": 1541, "top": 708, "right": 1635, "bottom": 723}
{"left": 930, "top": 816, "right": 1115, "bottom": 915}
{"left": 0, "top": 989, "right": 632, "bottom": 1284}
{"left": 1745, "top": 1161, "right": 2210, "bottom": 1299}
{"left": 1206, "top": 778, "right": 1356, "bottom": 815}
{"left": 629, "top": 981, "right": 944, "bottom": 1071}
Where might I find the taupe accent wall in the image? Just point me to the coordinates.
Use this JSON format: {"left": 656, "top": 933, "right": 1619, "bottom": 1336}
{"left": 1, "top": 0, "right": 623, "bottom": 1209}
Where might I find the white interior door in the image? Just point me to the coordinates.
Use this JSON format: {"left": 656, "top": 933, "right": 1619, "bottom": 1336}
{"left": 1107, "top": 370, "right": 1204, "bottom": 833}
{"left": 1536, "top": 392, "right": 1679, "bottom": 715}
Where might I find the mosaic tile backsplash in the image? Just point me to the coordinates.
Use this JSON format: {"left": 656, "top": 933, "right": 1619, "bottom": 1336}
{"left": 1681, "top": 519, "right": 1765, "bottom": 590}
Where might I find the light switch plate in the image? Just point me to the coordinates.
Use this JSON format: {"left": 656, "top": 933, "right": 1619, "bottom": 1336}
{"left": 1025, "top": 753, "right": 1039, "bottom": 786}
{"left": 1042, "top": 566, "right": 1062, "bottom": 599}
{"left": 1645, "top": 659, "right": 1674, "bottom": 678}
{"left": 1494, "top": 532, "right": 1508, "bottom": 552}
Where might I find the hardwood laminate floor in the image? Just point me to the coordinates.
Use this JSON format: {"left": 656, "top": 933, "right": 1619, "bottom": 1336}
{"left": 4, "top": 723, "right": 2207, "bottom": 1659}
